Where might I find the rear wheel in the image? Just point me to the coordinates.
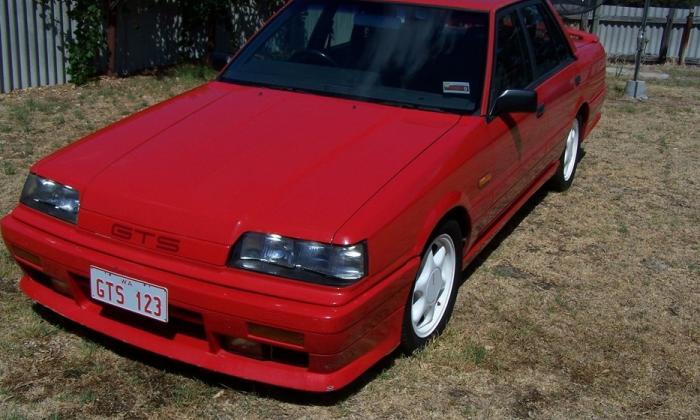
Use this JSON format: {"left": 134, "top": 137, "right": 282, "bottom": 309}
{"left": 400, "top": 220, "right": 462, "bottom": 353}
{"left": 550, "top": 116, "right": 581, "bottom": 192}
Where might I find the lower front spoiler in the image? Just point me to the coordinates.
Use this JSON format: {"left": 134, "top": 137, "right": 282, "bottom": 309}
{"left": 20, "top": 274, "right": 405, "bottom": 392}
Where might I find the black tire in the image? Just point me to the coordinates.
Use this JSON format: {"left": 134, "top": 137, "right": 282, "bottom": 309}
{"left": 400, "top": 219, "right": 463, "bottom": 354}
{"left": 550, "top": 116, "right": 582, "bottom": 192}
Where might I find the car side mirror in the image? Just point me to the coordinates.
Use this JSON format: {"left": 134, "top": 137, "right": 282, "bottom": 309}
{"left": 490, "top": 89, "right": 537, "bottom": 118}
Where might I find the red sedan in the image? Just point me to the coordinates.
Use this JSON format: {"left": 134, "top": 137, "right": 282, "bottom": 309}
{"left": 1, "top": 0, "right": 605, "bottom": 391}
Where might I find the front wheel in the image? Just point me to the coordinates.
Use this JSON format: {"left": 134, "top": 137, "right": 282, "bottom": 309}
{"left": 400, "top": 220, "right": 462, "bottom": 353}
{"left": 550, "top": 117, "right": 581, "bottom": 192}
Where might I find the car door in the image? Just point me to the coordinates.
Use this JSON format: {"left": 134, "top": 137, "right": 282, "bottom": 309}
{"left": 518, "top": 1, "right": 578, "bottom": 172}
{"left": 478, "top": 7, "right": 539, "bottom": 232}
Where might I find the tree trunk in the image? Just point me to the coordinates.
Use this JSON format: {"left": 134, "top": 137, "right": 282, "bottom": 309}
{"left": 658, "top": 8, "right": 676, "bottom": 64}
{"left": 678, "top": 9, "right": 694, "bottom": 65}
{"left": 591, "top": 0, "right": 604, "bottom": 36}
{"left": 579, "top": 12, "right": 589, "bottom": 32}
{"left": 205, "top": 12, "right": 217, "bottom": 66}
{"left": 104, "top": 0, "right": 118, "bottom": 76}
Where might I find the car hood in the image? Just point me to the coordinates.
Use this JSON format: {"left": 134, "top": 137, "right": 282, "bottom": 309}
{"left": 34, "top": 81, "right": 459, "bottom": 245}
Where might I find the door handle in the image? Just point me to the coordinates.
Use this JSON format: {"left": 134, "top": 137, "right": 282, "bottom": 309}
{"left": 536, "top": 104, "right": 545, "bottom": 118}
{"left": 574, "top": 75, "right": 582, "bottom": 86}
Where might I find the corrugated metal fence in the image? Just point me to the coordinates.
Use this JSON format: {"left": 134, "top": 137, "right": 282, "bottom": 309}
{"left": 569, "top": 5, "right": 700, "bottom": 62}
{"left": 0, "top": 0, "right": 73, "bottom": 93}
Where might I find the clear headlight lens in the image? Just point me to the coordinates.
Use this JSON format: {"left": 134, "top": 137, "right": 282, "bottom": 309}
{"left": 229, "top": 232, "right": 367, "bottom": 286}
{"left": 20, "top": 174, "right": 80, "bottom": 224}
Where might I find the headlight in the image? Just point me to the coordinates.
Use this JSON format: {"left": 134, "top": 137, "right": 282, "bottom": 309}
{"left": 20, "top": 174, "right": 80, "bottom": 224}
{"left": 229, "top": 232, "right": 367, "bottom": 286}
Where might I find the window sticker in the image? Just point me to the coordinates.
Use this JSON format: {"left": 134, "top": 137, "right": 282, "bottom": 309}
{"left": 442, "top": 81, "right": 471, "bottom": 95}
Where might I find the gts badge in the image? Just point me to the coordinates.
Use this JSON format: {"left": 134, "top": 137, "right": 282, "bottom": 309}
{"left": 111, "top": 223, "right": 181, "bottom": 253}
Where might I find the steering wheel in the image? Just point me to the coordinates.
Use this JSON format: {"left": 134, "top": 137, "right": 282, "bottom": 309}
{"left": 289, "top": 49, "right": 338, "bottom": 67}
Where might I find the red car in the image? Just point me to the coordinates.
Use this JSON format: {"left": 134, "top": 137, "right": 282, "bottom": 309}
{"left": 1, "top": 0, "right": 605, "bottom": 391}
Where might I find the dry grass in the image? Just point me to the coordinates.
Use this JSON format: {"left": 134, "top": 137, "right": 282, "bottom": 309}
{"left": 0, "top": 64, "right": 698, "bottom": 418}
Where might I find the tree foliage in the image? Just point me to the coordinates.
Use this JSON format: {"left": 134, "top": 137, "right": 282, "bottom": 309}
{"left": 177, "top": 0, "right": 284, "bottom": 63}
{"left": 178, "top": 0, "right": 235, "bottom": 63}
{"left": 61, "top": 0, "right": 285, "bottom": 84}
{"left": 64, "top": 0, "right": 107, "bottom": 85}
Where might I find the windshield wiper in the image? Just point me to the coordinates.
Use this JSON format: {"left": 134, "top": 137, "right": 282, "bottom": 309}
{"left": 220, "top": 77, "right": 462, "bottom": 114}
{"left": 371, "top": 99, "right": 448, "bottom": 113}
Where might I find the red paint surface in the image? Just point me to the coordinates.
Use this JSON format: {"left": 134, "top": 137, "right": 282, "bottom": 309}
{"left": 1, "top": 0, "right": 605, "bottom": 391}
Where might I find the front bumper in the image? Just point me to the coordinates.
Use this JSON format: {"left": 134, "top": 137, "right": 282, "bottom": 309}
{"left": 1, "top": 207, "right": 419, "bottom": 392}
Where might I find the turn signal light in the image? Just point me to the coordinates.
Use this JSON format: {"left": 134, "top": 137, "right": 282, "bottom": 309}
{"left": 12, "top": 246, "right": 42, "bottom": 266}
{"left": 248, "top": 323, "right": 304, "bottom": 347}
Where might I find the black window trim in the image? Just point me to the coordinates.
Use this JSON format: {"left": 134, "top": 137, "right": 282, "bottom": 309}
{"left": 487, "top": 0, "right": 576, "bottom": 119}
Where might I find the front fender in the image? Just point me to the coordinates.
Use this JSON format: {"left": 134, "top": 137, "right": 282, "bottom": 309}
{"left": 411, "top": 192, "right": 470, "bottom": 258}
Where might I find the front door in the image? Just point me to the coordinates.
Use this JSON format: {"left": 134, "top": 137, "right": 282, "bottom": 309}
{"left": 480, "top": 8, "right": 540, "bottom": 231}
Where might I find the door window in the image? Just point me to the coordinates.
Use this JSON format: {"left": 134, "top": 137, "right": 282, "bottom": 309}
{"left": 491, "top": 11, "right": 533, "bottom": 101}
{"left": 519, "top": 3, "right": 571, "bottom": 78}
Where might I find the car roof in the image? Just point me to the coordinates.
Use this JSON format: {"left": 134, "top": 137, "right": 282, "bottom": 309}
{"left": 368, "top": 0, "right": 521, "bottom": 12}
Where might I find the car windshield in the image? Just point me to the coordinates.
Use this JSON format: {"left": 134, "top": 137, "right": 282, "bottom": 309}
{"left": 220, "top": 0, "right": 489, "bottom": 114}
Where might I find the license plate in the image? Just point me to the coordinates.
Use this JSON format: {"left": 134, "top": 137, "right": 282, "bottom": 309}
{"left": 90, "top": 267, "right": 168, "bottom": 322}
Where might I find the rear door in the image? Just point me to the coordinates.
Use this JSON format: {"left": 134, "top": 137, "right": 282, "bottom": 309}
{"left": 518, "top": 0, "right": 578, "bottom": 170}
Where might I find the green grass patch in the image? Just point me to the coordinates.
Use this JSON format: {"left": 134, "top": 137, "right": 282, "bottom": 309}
{"left": 72, "top": 107, "right": 86, "bottom": 121}
{"left": 26, "top": 98, "right": 54, "bottom": 114}
{"left": 170, "top": 63, "right": 217, "bottom": 84}
{"left": 620, "top": 104, "right": 638, "bottom": 114}
{"left": 617, "top": 222, "right": 629, "bottom": 235}
{"left": 2, "top": 160, "right": 16, "bottom": 175}
{"left": 463, "top": 343, "right": 488, "bottom": 365}
{"left": 0, "top": 407, "right": 29, "bottom": 420}
{"left": 78, "top": 390, "right": 97, "bottom": 405}
{"left": 8, "top": 104, "right": 32, "bottom": 132}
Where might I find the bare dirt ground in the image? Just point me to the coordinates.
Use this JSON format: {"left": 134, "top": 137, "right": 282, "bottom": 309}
{"left": 0, "top": 65, "right": 698, "bottom": 418}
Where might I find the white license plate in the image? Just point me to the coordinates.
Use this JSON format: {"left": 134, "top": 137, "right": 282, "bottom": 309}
{"left": 90, "top": 267, "right": 168, "bottom": 322}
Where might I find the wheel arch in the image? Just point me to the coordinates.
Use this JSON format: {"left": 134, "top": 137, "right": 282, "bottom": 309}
{"left": 576, "top": 101, "right": 590, "bottom": 139}
{"left": 413, "top": 193, "right": 472, "bottom": 258}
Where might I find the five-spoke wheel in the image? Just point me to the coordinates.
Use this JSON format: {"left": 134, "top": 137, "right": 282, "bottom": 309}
{"left": 411, "top": 234, "right": 456, "bottom": 338}
{"left": 401, "top": 220, "right": 462, "bottom": 352}
{"left": 550, "top": 116, "right": 582, "bottom": 191}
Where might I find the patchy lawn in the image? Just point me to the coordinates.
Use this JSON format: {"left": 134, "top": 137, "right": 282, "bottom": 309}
{"left": 0, "top": 64, "right": 698, "bottom": 418}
